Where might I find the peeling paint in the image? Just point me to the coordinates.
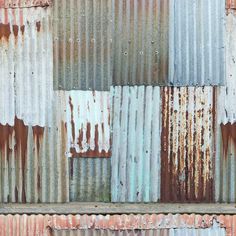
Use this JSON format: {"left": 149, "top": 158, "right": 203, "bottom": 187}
{"left": 0, "top": 0, "right": 52, "bottom": 8}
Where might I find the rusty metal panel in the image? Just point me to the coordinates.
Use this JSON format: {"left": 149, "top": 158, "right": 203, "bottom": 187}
{"left": 112, "top": 0, "right": 169, "bottom": 86}
{"left": 226, "top": 0, "right": 236, "bottom": 10}
{"left": 0, "top": 214, "right": 234, "bottom": 236}
{"left": 69, "top": 158, "right": 111, "bottom": 202}
{"left": 111, "top": 86, "right": 161, "bottom": 202}
{"left": 215, "top": 13, "right": 236, "bottom": 203}
{"left": 169, "top": 0, "right": 225, "bottom": 86}
{"left": 0, "top": 0, "right": 52, "bottom": 8}
{"left": 161, "top": 87, "right": 215, "bottom": 202}
{"left": 53, "top": 0, "right": 113, "bottom": 91}
{"left": 65, "top": 91, "right": 111, "bottom": 158}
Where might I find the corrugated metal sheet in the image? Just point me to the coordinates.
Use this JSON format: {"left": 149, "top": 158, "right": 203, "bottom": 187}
{"left": 215, "top": 13, "right": 236, "bottom": 203}
{"left": 0, "top": 0, "right": 52, "bottom": 8}
{"left": 65, "top": 91, "right": 111, "bottom": 158}
{"left": 161, "top": 87, "right": 215, "bottom": 202}
{"left": 169, "top": 0, "right": 225, "bottom": 86}
{"left": 111, "top": 86, "right": 161, "bottom": 202}
{"left": 52, "top": 227, "right": 226, "bottom": 236}
{"left": 0, "top": 214, "right": 234, "bottom": 236}
{"left": 226, "top": 0, "right": 236, "bottom": 10}
{"left": 69, "top": 158, "right": 111, "bottom": 202}
{"left": 53, "top": 0, "right": 113, "bottom": 91}
{"left": 112, "top": 0, "right": 169, "bottom": 86}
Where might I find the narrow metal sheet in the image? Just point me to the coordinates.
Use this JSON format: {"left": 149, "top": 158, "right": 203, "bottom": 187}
{"left": 161, "top": 87, "right": 215, "bottom": 202}
{"left": 111, "top": 86, "right": 161, "bottom": 202}
{"left": 53, "top": 0, "right": 113, "bottom": 91}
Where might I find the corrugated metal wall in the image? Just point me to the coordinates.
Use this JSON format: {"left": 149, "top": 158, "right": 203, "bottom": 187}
{"left": 0, "top": 214, "right": 234, "bottom": 236}
{"left": 53, "top": 0, "right": 113, "bottom": 91}
{"left": 111, "top": 86, "right": 161, "bottom": 202}
{"left": 169, "top": 0, "right": 225, "bottom": 86}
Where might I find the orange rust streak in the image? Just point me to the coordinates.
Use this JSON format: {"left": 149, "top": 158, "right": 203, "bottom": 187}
{"left": 0, "top": 23, "right": 11, "bottom": 40}
{"left": 32, "top": 126, "right": 44, "bottom": 155}
{"left": 36, "top": 21, "right": 41, "bottom": 32}
{"left": 221, "top": 123, "right": 236, "bottom": 158}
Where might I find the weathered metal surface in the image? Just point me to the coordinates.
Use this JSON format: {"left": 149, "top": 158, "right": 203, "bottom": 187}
{"left": 226, "top": 0, "right": 236, "bottom": 10}
{"left": 215, "top": 13, "right": 236, "bottom": 203}
{"left": 53, "top": 0, "right": 113, "bottom": 91}
{"left": 0, "top": 0, "right": 52, "bottom": 8}
{"left": 0, "top": 7, "right": 53, "bottom": 127}
{"left": 0, "top": 214, "right": 234, "bottom": 236}
{"left": 51, "top": 227, "right": 226, "bottom": 236}
{"left": 161, "top": 87, "right": 215, "bottom": 202}
{"left": 169, "top": 0, "right": 225, "bottom": 86}
{"left": 65, "top": 91, "right": 111, "bottom": 158}
{"left": 112, "top": 0, "right": 169, "bottom": 86}
{"left": 69, "top": 158, "right": 111, "bottom": 202}
{"left": 111, "top": 86, "right": 161, "bottom": 202}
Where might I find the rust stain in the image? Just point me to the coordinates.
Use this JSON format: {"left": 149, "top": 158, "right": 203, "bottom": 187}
{"left": 69, "top": 96, "right": 75, "bottom": 142}
{"left": 36, "top": 21, "right": 41, "bottom": 32}
{"left": 32, "top": 126, "right": 44, "bottom": 155}
{"left": 0, "top": 23, "right": 10, "bottom": 40}
{"left": 221, "top": 123, "right": 236, "bottom": 157}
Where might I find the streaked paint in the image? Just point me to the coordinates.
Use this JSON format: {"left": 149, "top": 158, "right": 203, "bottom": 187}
{"left": 215, "top": 13, "right": 236, "bottom": 203}
{"left": 0, "top": 0, "right": 51, "bottom": 8}
{"left": 65, "top": 91, "right": 111, "bottom": 158}
{"left": 0, "top": 214, "right": 234, "bottom": 236}
{"left": 112, "top": 0, "right": 169, "bottom": 86}
{"left": 53, "top": 0, "right": 113, "bottom": 91}
{"left": 111, "top": 86, "right": 161, "bottom": 202}
{"left": 0, "top": 7, "right": 53, "bottom": 127}
{"left": 161, "top": 87, "right": 215, "bottom": 202}
{"left": 169, "top": 0, "right": 225, "bottom": 86}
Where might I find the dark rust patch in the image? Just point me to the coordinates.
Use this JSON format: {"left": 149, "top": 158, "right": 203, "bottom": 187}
{"left": 0, "top": 23, "right": 11, "bottom": 40}
{"left": 69, "top": 96, "right": 75, "bottom": 142}
{"left": 221, "top": 123, "right": 236, "bottom": 157}
{"left": 33, "top": 126, "right": 44, "bottom": 154}
{"left": 36, "top": 21, "right": 41, "bottom": 32}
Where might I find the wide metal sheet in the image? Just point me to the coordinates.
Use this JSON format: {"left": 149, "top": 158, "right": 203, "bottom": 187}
{"left": 53, "top": 0, "right": 113, "bottom": 91}
{"left": 111, "top": 86, "right": 161, "bottom": 202}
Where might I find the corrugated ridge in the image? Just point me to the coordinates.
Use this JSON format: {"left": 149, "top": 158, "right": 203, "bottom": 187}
{"left": 53, "top": 0, "right": 113, "bottom": 91}
{"left": 169, "top": 0, "right": 225, "bottom": 86}
{"left": 160, "top": 87, "right": 214, "bottom": 202}
{"left": 111, "top": 86, "right": 161, "bottom": 202}
{"left": 112, "top": 0, "right": 169, "bottom": 86}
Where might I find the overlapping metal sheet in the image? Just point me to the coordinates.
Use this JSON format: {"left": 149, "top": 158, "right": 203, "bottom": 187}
{"left": 215, "top": 13, "right": 236, "bottom": 203}
{"left": 65, "top": 91, "right": 111, "bottom": 158}
{"left": 112, "top": 0, "right": 169, "bottom": 86}
{"left": 0, "top": 214, "right": 234, "bottom": 236}
{"left": 53, "top": 0, "right": 113, "bottom": 91}
{"left": 111, "top": 86, "right": 161, "bottom": 202}
{"left": 161, "top": 87, "right": 215, "bottom": 202}
{"left": 0, "top": 0, "right": 52, "bottom": 8}
{"left": 169, "top": 0, "right": 225, "bottom": 86}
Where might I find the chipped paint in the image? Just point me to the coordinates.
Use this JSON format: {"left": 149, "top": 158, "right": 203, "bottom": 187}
{"left": 0, "top": 0, "right": 52, "bottom": 8}
{"left": 65, "top": 91, "right": 111, "bottom": 158}
{"left": 0, "top": 214, "right": 234, "bottom": 236}
{"left": 161, "top": 87, "right": 215, "bottom": 202}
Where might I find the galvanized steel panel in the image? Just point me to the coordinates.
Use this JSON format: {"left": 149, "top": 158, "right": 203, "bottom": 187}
{"left": 0, "top": 0, "right": 52, "bottom": 8}
{"left": 65, "top": 91, "right": 111, "bottom": 158}
{"left": 169, "top": 0, "right": 225, "bottom": 86}
{"left": 112, "top": 0, "right": 169, "bottom": 86}
{"left": 215, "top": 13, "right": 236, "bottom": 203}
{"left": 69, "top": 158, "right": 111, "bottom": 202}
{"left": 0, "top": 214, "right": 234, "bottom": 236}
{"left": 111, "top": 86, "right": 161, "bottom": 202}
{"left": 161, "top": 87, "right": 215, "bottom": 202}
{"left": 53, "top": 0, "right": 113, "bottom": 91}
